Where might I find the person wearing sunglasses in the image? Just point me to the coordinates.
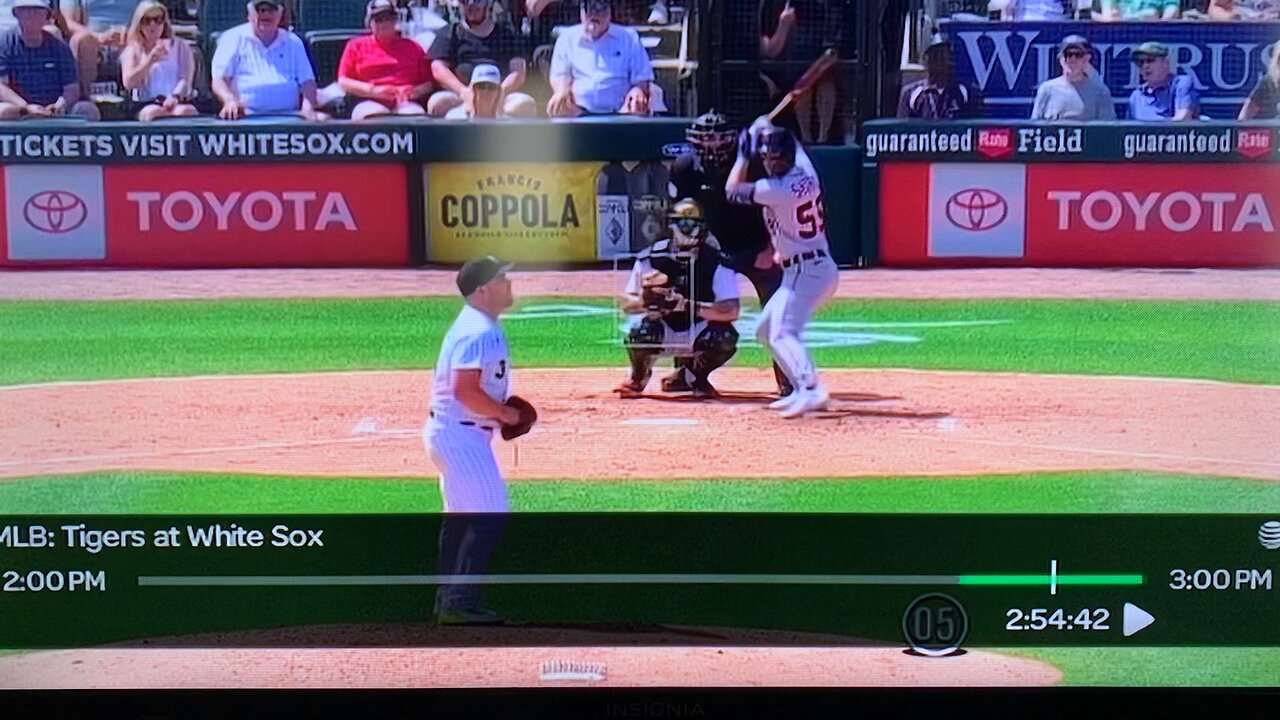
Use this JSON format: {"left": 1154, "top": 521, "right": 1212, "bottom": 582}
{"left": 1126, "top": 41, "right": 1200, "bottom": 122}
{"left": 120, "top": 1, "right": 196, "bottom": 121}
{"left": 1031, "top": 34, "right": 1115, "bottom": 121}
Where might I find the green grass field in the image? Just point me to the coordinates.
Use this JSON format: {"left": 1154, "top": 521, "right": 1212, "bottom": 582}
{"left": 3, "top": 469, "right": 1278, "bottom": 514}
{"left": 1, "top": 294, "right": 1276, "bottom": 686}
{"left": 1, "top": 296, "right": 1277, "bottom": 384}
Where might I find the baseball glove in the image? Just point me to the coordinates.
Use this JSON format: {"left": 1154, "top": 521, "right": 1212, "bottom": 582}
{"left": 500, "top": 395, "right": 538, "bottom": 441}
{"left": 640, "top": 271, "right": 687, "bottom": 314}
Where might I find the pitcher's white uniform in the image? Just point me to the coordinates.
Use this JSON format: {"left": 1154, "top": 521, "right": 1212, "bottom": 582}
{"left": 424, "top": 304, "right": 512, "bottom": 512}
{"left": 750, "top": 146, "right": 839, "bottom": 393}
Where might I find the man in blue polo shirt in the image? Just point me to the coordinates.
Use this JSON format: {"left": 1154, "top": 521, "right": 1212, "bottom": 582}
{"left": 0, "top": 0, "right": 98, "bottom": 119}
{"left": 1127, "top": 41, "right": 1200, "bottom": 122}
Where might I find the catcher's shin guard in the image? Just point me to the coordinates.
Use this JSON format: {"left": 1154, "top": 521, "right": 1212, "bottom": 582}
{"left": 689, "top": 322, "right": 738, "bottom": 381}
{"left": 625, "top": 317, "right": 664, "bottom": 387}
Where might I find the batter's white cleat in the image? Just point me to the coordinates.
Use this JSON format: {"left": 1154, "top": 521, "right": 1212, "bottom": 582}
{"left": 779, "top": 386, "right": 830, "bottom": 419}
{"left": 768, "top": 391, "right": 798, "bottom": 411}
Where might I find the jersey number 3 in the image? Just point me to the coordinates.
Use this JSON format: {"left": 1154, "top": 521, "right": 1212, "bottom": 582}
{"left": 496, "top": 360, "right": 507, "bottom": 379}
{"left": 796, "top": 195, "right": 827, "bottom": 239}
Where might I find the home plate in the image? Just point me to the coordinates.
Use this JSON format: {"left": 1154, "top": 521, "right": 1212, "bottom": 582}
{"left": 620, "top": 418, "right": 701, "bottom": 426}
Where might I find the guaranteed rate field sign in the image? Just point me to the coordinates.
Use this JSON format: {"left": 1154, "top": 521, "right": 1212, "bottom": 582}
{"left": 425, "top": 163, "right": 599, "bottom": 262}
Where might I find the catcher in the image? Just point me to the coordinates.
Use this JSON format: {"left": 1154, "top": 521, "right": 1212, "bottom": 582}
{"left": 614, "top": 198, "right": 741, "bottom": 399}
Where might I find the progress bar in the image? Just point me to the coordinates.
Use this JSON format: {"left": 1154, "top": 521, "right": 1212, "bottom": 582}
{"left": 137, "top": 573, "right": 1145, "bottom": 587}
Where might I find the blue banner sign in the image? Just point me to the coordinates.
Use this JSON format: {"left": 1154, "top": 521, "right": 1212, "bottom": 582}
{"left": 942, "top": 20, "right": 1280, "bottom": 120}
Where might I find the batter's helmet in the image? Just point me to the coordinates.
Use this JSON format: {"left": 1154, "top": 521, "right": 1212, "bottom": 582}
{"left": 668, "top": 198, "right": 708, "bottom": 249}
{"left": 756, "top": 125, "right": 797, "bottom": 178}
{"left": 685, "top": 111, "right": 736, "bottom": 170}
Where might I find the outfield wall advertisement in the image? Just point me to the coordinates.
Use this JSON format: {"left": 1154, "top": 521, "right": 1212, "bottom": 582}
{"left": 879, "top": 162, "right": 1280, "bottom": 267}
{"left": 424, "top": 162, "right": 600, "bottom": 263}
{"left": 1, "top": 163, "right": 410, "bottom": 268}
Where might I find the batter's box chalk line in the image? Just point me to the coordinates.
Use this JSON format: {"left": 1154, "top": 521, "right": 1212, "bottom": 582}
{"left": 539, "top": 660, "right": 607, "bottom": 681}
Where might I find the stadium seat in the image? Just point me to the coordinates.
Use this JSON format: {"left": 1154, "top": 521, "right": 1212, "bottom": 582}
{"left": 295, "top": 0, "right": 367, "bottom": 36}
{"left": 306, "top": 33, "right": 363, "bottom": 88}
{"left": 199, "top": 0, "right": 250, "bottom": 41}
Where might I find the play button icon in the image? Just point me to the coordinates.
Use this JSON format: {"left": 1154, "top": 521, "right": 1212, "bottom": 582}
{"left": 1123, "top": 603, "right": 1155, "bottom": 637}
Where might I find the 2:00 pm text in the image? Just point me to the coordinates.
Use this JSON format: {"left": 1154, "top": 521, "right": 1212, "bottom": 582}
{"left": 3, "top": 570, "right": 107, "bottom": 592}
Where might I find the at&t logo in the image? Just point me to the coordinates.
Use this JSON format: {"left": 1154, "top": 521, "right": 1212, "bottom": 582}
{"left": 23, "top": 190, "right": 88, "bottom": 234}
{"left": 945, "top": 188, "right": 1008, "bottom": 231}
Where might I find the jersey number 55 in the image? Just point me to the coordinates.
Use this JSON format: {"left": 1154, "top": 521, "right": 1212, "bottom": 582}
{"left": 796, "top": 194, "right": 827, "bottom": 239}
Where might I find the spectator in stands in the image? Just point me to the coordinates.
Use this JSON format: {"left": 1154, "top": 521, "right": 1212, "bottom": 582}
{"left": 0, "top": 0, "right": 108, "bottom": 96}
{"left": 1099, "top": 0, "right": 1180, "bottom": 19}
{"left": 896, "top": 37, "right": 982, "bottom": 120}
{"left": 1127, "top": 42, "right": 1199, "bottom": 121}
{"left": 526, "top": 0, "right": 665, "bottom": 28}
{"left": 758, "top": 0, "right": 840, "bottom": 144}
{"left": 338, "top": 0, "right": 433, "bottom": 120}
{"left": 58, "top": 0, "right": 126, "bottom": 94}
{"left": 1031, "top": 35, "right": 1115, "bottom": 121}
{"left": 212, "top": 0, "right": 327, "bottom": 120}
{"left": 427, "top": 0, "right": 535, "bottom": 118}
{"left": 120, "top": 1, "right": 197, "bottom": 121}
{"left": 1238, "top": 41, "right": 1280, "bottom": 119}
{"left": 546, "top": 0, "right": 653, "bottom": 117}
{"left": 1207, "top": 0, "right": 1279, "bottom": 19}
{"left": 0, "top": 0, "right": 99, "bottom": 119}
{"left": 995, "top": 0, "right": 1069, "bottom": 20}
{"left": 442, "top": 61, "right": 510, "bottom": 117}
{"left": 525, "top": 0, "right": 580, "bottom": 80}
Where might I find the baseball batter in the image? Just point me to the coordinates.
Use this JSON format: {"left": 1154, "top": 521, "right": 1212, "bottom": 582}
{"left": 726, "top": 119, "right": 838, "bottom": 418}
{"left": 424, "top": 256, "right": 523, "bottom": 626}
{"left": 670, "top": 111, "right": 793, "bottom": 399}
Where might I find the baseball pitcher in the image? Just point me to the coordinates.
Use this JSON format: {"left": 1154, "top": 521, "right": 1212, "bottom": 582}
{"left": 423, "top": 256, "right": 537, "bottom": 626}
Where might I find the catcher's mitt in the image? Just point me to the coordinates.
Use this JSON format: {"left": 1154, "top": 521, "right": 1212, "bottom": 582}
{"left": 640, "top": 270, "right": 687, "bottom": 314}
{"left": 501, "top": 395, "right": 538, "bottom": 441}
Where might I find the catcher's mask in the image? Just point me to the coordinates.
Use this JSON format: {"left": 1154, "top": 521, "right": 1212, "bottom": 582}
{"left": 668, "top": 198, "right": 708, "bottom": 250}
{"left": 757, "top": 125, "right": 797, "bottom": 178}
{"left": 685, "top": 110, "right": 736, "bottom": 170}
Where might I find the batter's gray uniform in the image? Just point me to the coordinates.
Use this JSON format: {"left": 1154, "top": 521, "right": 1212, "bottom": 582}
{"left": 748, "top": 146, "right": 839, "bottom": 395}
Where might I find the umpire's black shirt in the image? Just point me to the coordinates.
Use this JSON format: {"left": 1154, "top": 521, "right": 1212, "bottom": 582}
{"left": 669, "top": 155, "right": 770, "bottom": 256}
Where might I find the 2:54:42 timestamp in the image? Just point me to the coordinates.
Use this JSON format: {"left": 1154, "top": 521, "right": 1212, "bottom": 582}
{"left": 1006, "top": 608, "right": 1111, "bottom": 631}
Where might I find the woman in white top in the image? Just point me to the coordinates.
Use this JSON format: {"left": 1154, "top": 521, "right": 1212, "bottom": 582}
{"left": 119, "top": 1, "right": 197, "bottom": 121}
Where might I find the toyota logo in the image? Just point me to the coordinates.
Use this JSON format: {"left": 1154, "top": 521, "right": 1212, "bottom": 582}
{"left": 945, "top": 188, "right": 1008, "bottom": 232}
{"left": 23, "top": 190, "right": 88, "bottom": 234}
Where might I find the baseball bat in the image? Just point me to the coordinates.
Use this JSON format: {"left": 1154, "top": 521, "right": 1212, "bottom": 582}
{"left": 766, "top": 48, "right": 839, "bottom": 124}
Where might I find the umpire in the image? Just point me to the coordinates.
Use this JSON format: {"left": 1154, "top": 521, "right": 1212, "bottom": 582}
{"left": 670, "top": 111, "right": 793, "bottom": 399}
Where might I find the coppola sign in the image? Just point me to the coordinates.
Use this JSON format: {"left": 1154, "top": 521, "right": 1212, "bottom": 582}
{"left": 425, "top": 162, "right": 599, "bottom": 262}
{"left": 878, "top": 162, "right": 1280, "bottom": 267}
{"left": 105, "top": 164, "right": 408, "bottom": 267}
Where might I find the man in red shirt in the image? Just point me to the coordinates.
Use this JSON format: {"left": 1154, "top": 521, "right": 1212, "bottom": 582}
{"left": 337, "top": 0, "right": 434, "bottom": 120}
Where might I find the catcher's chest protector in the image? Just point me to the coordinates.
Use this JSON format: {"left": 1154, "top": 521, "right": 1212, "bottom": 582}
{"left": 648, "top": 243, "right": 720, "bottom": 332}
